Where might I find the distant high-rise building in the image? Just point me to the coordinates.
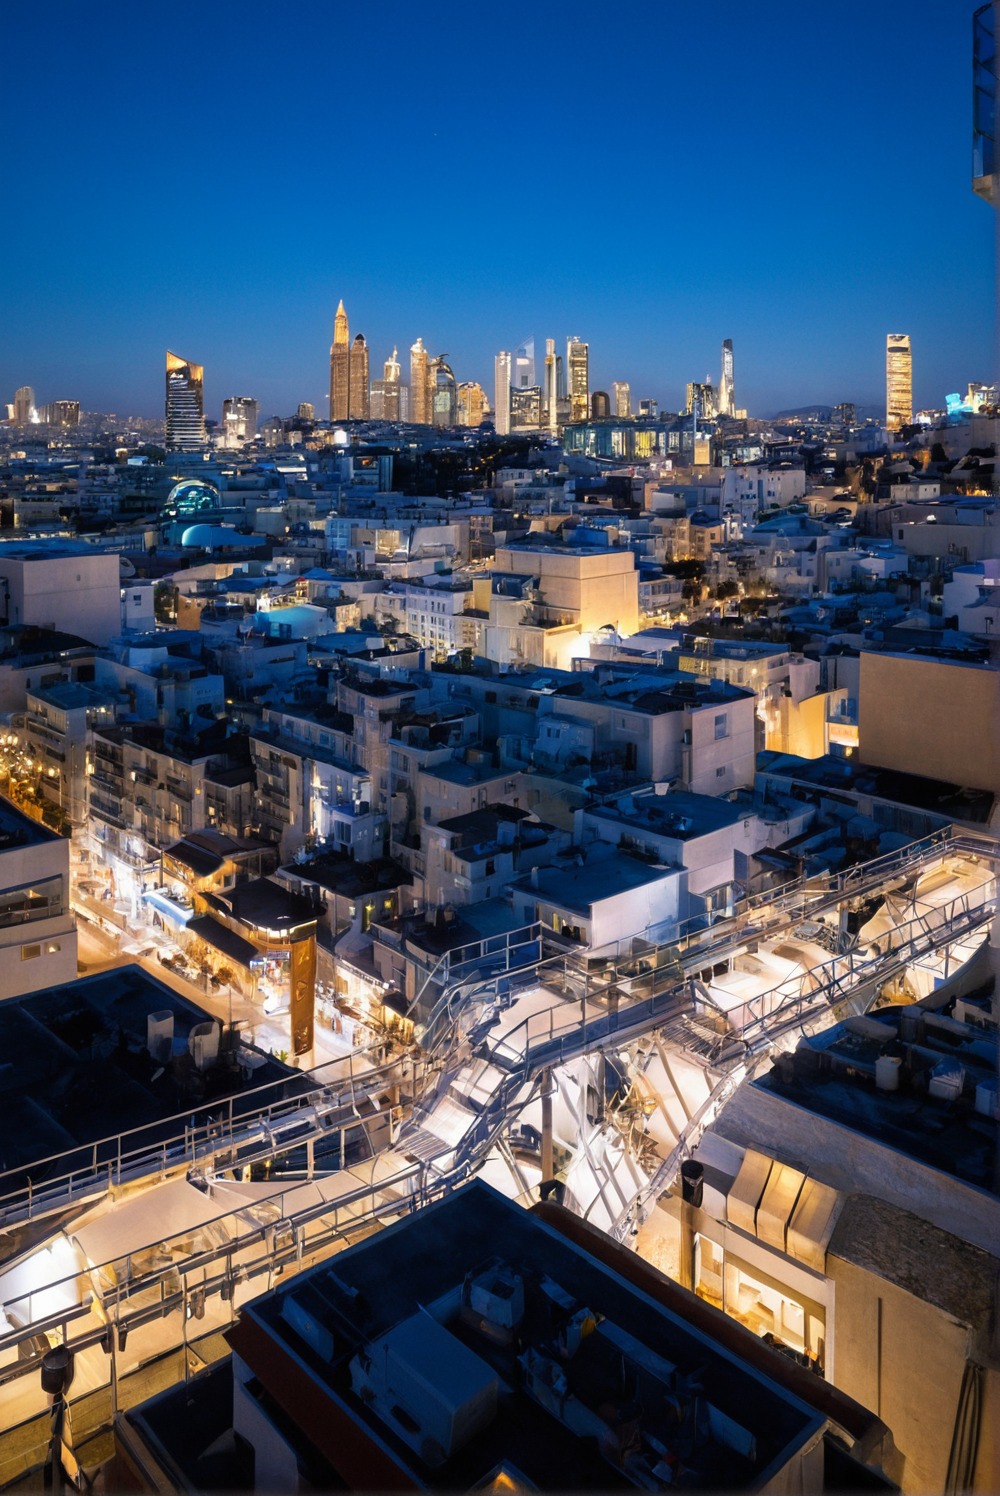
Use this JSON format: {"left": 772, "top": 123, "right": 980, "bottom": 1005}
{"left": 43, "top": 399, "right": 80, "bottom": 428}
{"left": 543, "top": 339, "right": 558, "bottom": 433}
{"left": 13, "top": 386, "right": 35, "bottom": 425}
{"left": 510, "top": 385, "right": 543, "bottom": 430}
{"left": 973, "top": 2, "right": 997, "bottom": 205}
{"left": 686, "top": 381, "right": 717, "bottom": 419}
{"left": 349, "top": 333, "right": 370, "bottom": 420}
{"left": 512, "top": 337, "right": 536, "bottom": 391}
{"left": 457, "top": 381, "right": 488, "bottom": 427}
{"left": 613, "top": 382, "right": 631, "bottom": 419}
{"left": 165, "top": 352, "right": 205, "bottom": 450}
{"left": 297, "top": 402, "right": 316, "bottom": 422}
{"left": 222, "top": 396, "right": 258, "bottom": 446}
{"left": 410, "top": 338, "right": 431, "bottom": 424}
{"left": 719, "top": 339, "right": 735, "bottom": 418}
{"left": 329, "top": 299, "right": 350, "bottom": 422}
{"left": 567, "top": 337, "right": 589, "bottom": 424}
{"left": 371, "top": 346, "right": 402, "bottom": 422}
{"left": 638, "top": 398, "right": 658, "bottom": 420}
{"left": 431, "top": 356, "right": 457, "bottom": 427}
{"left": 494, "top": 351, "right": 511, "bottom": 435}
{"left": 832, "top": 402, "right": 856, "bottom": 427}
{"left": 886, "top": 334, "right": 913, "bottom": 431}
{"left": 591, "top": 391, "right": 611, "bottom": 419}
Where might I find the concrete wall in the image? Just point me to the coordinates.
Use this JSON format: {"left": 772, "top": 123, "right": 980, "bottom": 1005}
{"left": 0, "top": 552, "right": 121, "bottom": 646}
{"left": 828, "top": 1253, "right": 999, "bottom": 1494}
{"left": 858, "top": 651, "right": 1000, "bottom": 793}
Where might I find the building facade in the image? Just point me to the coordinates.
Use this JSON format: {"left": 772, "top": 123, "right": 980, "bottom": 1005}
{"left": 165, "top": 352, "right": 205, "bottom": 451}
{"left": 886, "top": 334, "right": 913, "bottom": 431}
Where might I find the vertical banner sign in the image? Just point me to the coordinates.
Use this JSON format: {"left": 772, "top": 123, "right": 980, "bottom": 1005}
{"left": 290, "top": 937, "right": 316, "bottom": 1057}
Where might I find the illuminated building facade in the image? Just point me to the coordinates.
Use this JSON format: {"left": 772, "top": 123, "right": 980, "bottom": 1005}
{"left": 165, "top": 352, "right": 205, "bottom": 450}
{"left": 510, "top": 385, "right": 542, "bottom": 430}
{"left": 719, "top": 338, "right": 735, "bottom": 417}
{"left": 296, "top": 402, "right": 315, "bottom": 421}
{"left": 349, "top": 333, "right": 370, "bottom": 420}
{"left": 544, "top": 339, "right": 558, "bottom": 432}
{"left": 221, "top": 396, "right": 258, "bottom": 447}
{"left": 44, "top": 399, "right": 79, "bottom": 427}
{"left": 686, "top": 381, "right": 717, "bottom": 418}
{"left": 410, "top": 338, "right": 431, "bottom": 424}
{"left": 329, "top": 299, "right": 350, "bottom": 421}
{"left": 494, "top": 350, "right": 511, "bottom": 435}
{"left": 613, "top": 381, "right": 631, "bottom": 419}
{"left": 512, "top": 336, "right": 535, "bottom": 393}
{"left": 885, "top": 334, "right": 913, "bottom": 431}
{"left": 567, "top": 336, "right": 589, "bottom": 423}
{"left": 457, "top": 380, "right": 488, "bottom": 426}
{"left": 13, "top": 386, "right": 36, "bottom": 425}
{"left": 371, "top": 348, "right": 402, "bottom": 421}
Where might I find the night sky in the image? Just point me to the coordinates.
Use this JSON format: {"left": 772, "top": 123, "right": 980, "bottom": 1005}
{"left": 1, "top": 0, "right": 994, "bottom": 420}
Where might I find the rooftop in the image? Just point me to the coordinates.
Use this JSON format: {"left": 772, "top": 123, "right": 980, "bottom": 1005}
{"left": 584, "top": 787, "right": 745, "bottom": 841}
{"left": 514, "top": 849, "right": 678, "bottom": 913}
{"left": 221, "top": 1182, "right": 829, "bottom": 1492}
{"left": 0, "top": 967, "right": 296, "bottom": 1195}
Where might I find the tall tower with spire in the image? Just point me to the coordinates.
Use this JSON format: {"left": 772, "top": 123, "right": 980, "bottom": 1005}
{"left": 330, "top": 299, "right": 350, "bottom": 422}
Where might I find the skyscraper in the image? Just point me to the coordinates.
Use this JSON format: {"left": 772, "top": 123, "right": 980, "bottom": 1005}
{"left": 719, "top": 339, "right": 735, "bottom": 418}
{"left": 544, "top": 339, "right": 558, "bottom": 433}
{"left": 886, "top": 334, "right": 913, "bottom": 431}
{"left": 13, "top": 387, "right": 35, "bottom": 425}
{"left": 222, "top": 396, "right": 258, "bottom": 447}
{"left": 431, "top": 356, "right": 458, "bottom": 427}
{"left": 686, "top": 381, "right": 717, "bottom": 419}
{"left": 349, "top": 333, "right": 370, "bottom": 420}
{"left": 329, "top": 299, "right": 350, "bottom": 422}
{"left": 371, "top": 347, "right": 402, "bottom": 422}
{"left": 613, "top": 381, "right": 631, "bottom": 419}
{"left": 297, "top": 402, "right": 316, "bottom": 421}
{"left": 410, "top": 338, "right": 431, "bottom": 424}
{"left": 494, "top": 351, "right": 511, "bottom": 436}
{"left": 566, "top": 337, "right": 589, "bottom": 424}
{"left": 165, "top": 352, "right": 205, "bottom": 450}
{"left": 457, "top": 381, "right": 488, "bottom": 427}
{"left": 591, "top": 391, "right": 611, "bottom": 419}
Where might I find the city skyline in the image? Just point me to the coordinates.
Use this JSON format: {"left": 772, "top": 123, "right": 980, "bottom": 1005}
{"left": 0, "top": 0, "right": 993, "bottom": 419}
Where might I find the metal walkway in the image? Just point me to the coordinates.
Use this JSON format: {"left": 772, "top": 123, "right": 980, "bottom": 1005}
{"left": 0, "top": 825, "right": 994, "bottom": 1386}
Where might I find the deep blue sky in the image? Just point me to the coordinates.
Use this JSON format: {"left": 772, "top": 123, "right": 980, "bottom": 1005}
{"left": 1, "top": 0, "right": 995, "bottom": 420}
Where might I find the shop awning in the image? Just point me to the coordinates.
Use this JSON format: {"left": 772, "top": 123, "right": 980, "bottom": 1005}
{"left": 187, "top": 915, "right": 259, "bottom": 971}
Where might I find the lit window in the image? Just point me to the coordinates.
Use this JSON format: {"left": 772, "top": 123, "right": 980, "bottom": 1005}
{"left": 21, "top": 944, "right": 40, "bottom": 961}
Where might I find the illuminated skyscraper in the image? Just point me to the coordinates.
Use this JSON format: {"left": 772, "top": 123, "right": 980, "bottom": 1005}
{"left": 457, "top": 381, "right": 488, "bottom": 427}
{"left": 719, "top": 339, "right": 735, "bottom": 418}
{"left": 371, "top": 347, "right": 402, "bottom": 421}
{"left": 613, "top": 381, "right": 631, "bottom": 419}
{"left": 330, "top": 299, "right": 350, "bottom": 422}
{"left": 494, "top": 351, "right": 511, "bottom": 435}
{"left": 44, "top": 400, "right": 80, "bottom": 427}
{"left": 566, "top": 337, "right": 589, "bottom": 423}
{"left": 886, "top": 334, "right": 913, "bottom": 431}
{"left": 165, "top": 352, "right": 205, "bottom": 450}
{"left": 297, "top": 402, "right": 316, "bottom": 421}
{"left": 222, "top": 396, "right": 258, "bottom": 446}
{"left": 13, "top": 386, "right": 35, "bottom": 425}
{"left": 349, "top": 333, "right": 370, "bottom": 420}
{"left": 410, "top": 338, "right": 431, "bottom": 424}
{"left": 686, "top": 381, "right": 717, "bottom": 418}
{"left": 544, "top": 339, "right": 558, "bottom": 433}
